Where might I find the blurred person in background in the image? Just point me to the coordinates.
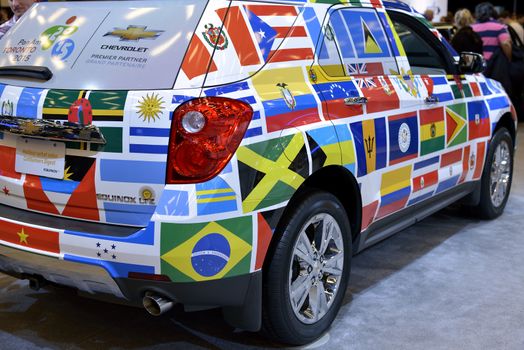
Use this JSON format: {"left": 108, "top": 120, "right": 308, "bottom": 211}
{"left": 424, "top": 9, "right": 434, "bottom": 23}
{"left": 451, "top": 9, "right": 483, "bottom": 55}
{"left": 472, "top": 2, "right": 512, "bottom": 61}
{"left": 0, "top": 8, "right": 11, "bottom": 24}
{"left": 0, "top": 0, "right": 37, "bottom": 40}
{"left": 440, "top": 11, "right": 455, "bottom": 24}
{"left": 518, "top": 14, "right": 524, "bottom": 27}
{"left": 499, "top": 12, "right": 524, "bottom": 120}
{"left": 473, "top": 3, "right": 524, "bottom": 120}
{"left": 499, "top": 10, "right": 524, "bottom": 44}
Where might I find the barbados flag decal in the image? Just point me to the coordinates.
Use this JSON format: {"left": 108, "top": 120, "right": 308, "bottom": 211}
{"left": 350, "top": 118, "right": 387, "bottom": 177}
{"left": 419, "top": 107, "right": 445, "bottom": 156}
{"left": 160, "top": 217, "right": 252, "bottom": 282}
{"left": 446, "top": 103, "right": 467, "bottom": 147}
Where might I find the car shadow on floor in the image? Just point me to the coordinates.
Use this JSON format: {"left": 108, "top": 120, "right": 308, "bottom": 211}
{"left": 346, "top": 205, "right": 477, "bottom": 299}
{"left": 0, "top": 205, "right": 482, "bottom": 350}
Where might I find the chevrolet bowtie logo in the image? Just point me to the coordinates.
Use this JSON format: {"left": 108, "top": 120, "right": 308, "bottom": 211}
{"left": 104, "top": 25, "right": 164, "bottom": 41}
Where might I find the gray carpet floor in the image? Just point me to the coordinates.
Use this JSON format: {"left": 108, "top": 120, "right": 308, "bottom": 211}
{"left": 2, "top": 126, "right": 524, "bottom": 349}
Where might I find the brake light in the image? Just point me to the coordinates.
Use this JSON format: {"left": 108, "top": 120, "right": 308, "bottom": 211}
{"left": 167, "top": 96, "right": 253, "bottom": 184}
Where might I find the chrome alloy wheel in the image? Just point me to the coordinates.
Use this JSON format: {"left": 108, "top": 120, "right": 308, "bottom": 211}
{"left": 490, "top": 140, "right": 511, "bottom": 208}
{"left": 288, "top": 213, "right": 345, "bottom": 324}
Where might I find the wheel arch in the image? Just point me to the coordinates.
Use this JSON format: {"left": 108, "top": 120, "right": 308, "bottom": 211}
{"left": 494, "top": 112, "right": 516, "bottom": 147}
{"left": 462, "top": 112, "right": 515, "bottom": 207}
{"left": 263, "top": 165, "right": 362, "bottom": 271}
{"left": 295, "top": 165, "right": 361, "bottom": 240}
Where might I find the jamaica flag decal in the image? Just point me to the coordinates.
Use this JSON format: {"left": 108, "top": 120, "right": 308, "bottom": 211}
{"left": 237, "top": 133, "right": 309, "bottom": 213}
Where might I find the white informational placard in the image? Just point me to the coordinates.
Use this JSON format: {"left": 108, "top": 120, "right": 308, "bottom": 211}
{"left": 15, "top": 137, "right": 66, "bottom": 180}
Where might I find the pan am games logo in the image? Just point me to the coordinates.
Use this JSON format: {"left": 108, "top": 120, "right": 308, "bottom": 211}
{"left": 41, "top": 16, "right": 79, "bottom": 51}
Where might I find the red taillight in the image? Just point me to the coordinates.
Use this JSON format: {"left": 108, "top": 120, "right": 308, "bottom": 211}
{"left": 166, "top": 96, "right": 253, "bottom": 184}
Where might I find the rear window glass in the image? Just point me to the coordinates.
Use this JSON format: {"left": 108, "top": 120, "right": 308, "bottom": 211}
{"left": 0, "top": 0, "right": 208, "bottom": 90}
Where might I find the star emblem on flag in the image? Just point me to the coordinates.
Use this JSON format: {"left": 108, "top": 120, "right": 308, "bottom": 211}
{"left": 245, "top": 7, "right": 278, "bottom": 61}
{"left": 17, "top": 228, "right": 29, "bottom": 245}
{"left": 95, "top": 242, "right": 118, "bottom": 260}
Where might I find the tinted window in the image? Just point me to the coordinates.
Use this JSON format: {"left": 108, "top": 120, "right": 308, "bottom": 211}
{"left": 389, "top": 12, "right": 453, "bottom": 75}
{"left": 318, "top": 8, "right": 398, "bottom": 77}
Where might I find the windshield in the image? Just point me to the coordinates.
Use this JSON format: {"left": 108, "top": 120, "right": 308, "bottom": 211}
{"left": 0, "top": 0, "right": 208, "bottom": 90}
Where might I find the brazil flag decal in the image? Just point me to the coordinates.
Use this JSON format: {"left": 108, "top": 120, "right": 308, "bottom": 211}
{"left": 160, "top": 216, "right": 253, "bottom": 282}
{"left": 237, "top": 133, "right": 309, "bottom": 213}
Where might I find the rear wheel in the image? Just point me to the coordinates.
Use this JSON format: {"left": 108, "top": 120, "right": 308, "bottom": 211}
{"left": 476, "top": 127, "right": 514, "bottom": 219}
{"left": 262, "top": 190, "right": 351, "bottom": 345}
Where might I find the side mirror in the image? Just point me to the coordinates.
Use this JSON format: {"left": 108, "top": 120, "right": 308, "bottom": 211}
{"left": 459, "top": 52, "right": 486, "bottom": 74}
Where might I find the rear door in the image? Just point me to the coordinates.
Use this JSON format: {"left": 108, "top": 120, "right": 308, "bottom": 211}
{"left": 387, "top": 10, "right": 486, "bottom": 205}
{"left": 311, "top": 4, "right": 419, "bottom": 230}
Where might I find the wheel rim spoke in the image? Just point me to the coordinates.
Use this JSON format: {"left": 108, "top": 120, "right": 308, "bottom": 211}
{"left": 319, "top": 218, "right": 334, "bottom": 255}
{"left": 308, "top": 283, "right": 328, "bottom": 322}
{"left": 290, "top": 274, "right": 311, "bottom": 309}
{"left": 323, "top": 253, "right": 344, "bottom": 276}
{"left": 295, "top": 232, "right": 315, "bottom": 266}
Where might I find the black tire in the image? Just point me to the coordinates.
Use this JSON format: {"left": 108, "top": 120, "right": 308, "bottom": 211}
{"left": 476, "top": 127, "right": 514, "bottom": 219}
{"left": 262, "top": 190, "right": 351, "bottom": 345}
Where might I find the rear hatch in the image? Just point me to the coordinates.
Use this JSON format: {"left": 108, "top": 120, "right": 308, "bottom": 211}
{"left": 0, "top": 0, "right": 209, "bottom": 226}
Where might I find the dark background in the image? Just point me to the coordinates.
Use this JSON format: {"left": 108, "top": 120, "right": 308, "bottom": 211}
{"left": 449, "top": 1, "right": 521, "bottom": 14}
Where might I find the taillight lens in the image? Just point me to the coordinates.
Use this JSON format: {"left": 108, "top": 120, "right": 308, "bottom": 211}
{"left": 167, "top": 96, "right": 253, "bottom": 184}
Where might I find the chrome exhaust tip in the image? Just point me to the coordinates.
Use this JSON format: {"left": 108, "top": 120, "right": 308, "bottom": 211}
{"left": 143, "top": 292, "right": 174, "bottom": 316}
{"left": 25, "top": 275, "right": 46, "bottom": 291}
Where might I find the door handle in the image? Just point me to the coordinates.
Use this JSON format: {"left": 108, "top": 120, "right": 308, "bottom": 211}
{"left": 424, "top": 95, "right": 439, "bottom": 104}
{"left": 344, "top": 97, "right": 368, "bottom": 105}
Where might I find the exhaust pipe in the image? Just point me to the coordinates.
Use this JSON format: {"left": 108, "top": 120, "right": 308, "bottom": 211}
{"left": 25, "top": 275, "right": 46, "bottom": 291}
{"left": 143, "top": 292, "right": 174, "bottom": 316}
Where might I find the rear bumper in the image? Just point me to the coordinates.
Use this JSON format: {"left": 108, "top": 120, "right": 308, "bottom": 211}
{"left": 0, "top": 243, "right": 124, "bottom": 297}
{"left": 0, "top": 241, "right": 260, "bottom": 309}
{"left": 115, "top": 271, "right": 261, "bottom": 309}
{"left": 0, "top": 205, "right": 262, "bottom": 330}
{"left": 0, "top": 241, "right": 262, "bottom": 331}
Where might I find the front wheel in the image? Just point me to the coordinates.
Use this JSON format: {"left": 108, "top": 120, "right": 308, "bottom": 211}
{"left": 475, "top": 127, "right": 514, "bottom": 219}
{"left": 262, "top": 190, "right": 351, "bottom": 345}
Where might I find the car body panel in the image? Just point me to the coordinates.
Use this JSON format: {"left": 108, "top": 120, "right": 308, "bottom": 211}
{"left": 0, "top": 0, "right": 517, "bottom": 329}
